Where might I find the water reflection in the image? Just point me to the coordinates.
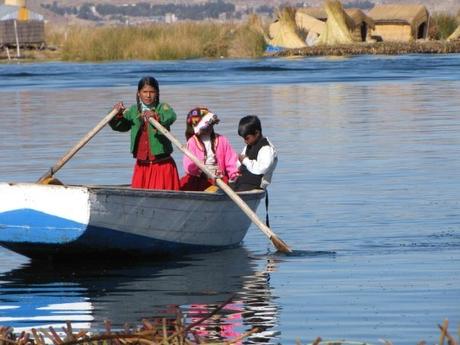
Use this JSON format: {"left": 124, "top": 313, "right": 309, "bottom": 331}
{"left": 0, "top": 248, "right": 280, "bottom": 343}
{"left": 240, "top": 260, "right": 279, "bottom": 344}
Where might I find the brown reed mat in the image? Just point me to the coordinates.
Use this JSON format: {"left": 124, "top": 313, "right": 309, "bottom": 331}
{"left": 1, "top": 317, "right": 459, "bottom": 345}
{"left": 272, "top": 41, "right": 460, "bottom": 57}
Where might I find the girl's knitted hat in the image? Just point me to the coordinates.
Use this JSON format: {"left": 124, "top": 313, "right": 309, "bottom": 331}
{"left": 186, "top": 107, "right": 220, "bottom": 135}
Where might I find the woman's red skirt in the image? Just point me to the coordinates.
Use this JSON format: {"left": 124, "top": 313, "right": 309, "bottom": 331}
{"left": 131, "top": 157, "right": 180, "bottom": 190}
{"left": 180, "top": 173, "right": 228, "bottom": 191}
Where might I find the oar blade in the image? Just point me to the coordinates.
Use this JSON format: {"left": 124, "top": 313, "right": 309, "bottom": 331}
{"left": 40, "top": 177, "right": 64, "bottom": 185}
{"left": 271, "top": 235, "right": 292, "bottom": 253}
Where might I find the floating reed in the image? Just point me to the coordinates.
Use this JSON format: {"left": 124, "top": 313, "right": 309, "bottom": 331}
{"left": 1, "top": 315, "right": 459, "bottom": 345}
{"left": 274, "top": 40, "right": 460, "bottom": 57}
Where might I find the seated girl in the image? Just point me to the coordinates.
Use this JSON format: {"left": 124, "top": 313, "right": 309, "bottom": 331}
{"left": 180, "top": 107, "right": 239, "bottom": 191}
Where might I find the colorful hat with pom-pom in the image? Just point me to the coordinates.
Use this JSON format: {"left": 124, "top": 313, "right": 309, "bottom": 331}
{"left": 187, "top": 107, "right": 209, "bottom": 126}
{"left": 186, "top": 107, "right": 219, "bottom": 135}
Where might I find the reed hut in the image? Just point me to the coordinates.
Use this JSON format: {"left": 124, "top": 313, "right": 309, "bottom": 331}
{"left": 295, "top": 10, "right": 325, "bottom": 46}
{"left": 346, "top": 8, "right": 375, "bottom": 42}
{"left": 296, "top": 6, "right": 374, "bottom": 42}
{"left": 368, "top": 4, "right": 430, "bottom": 42}
{"left": 267, "top": 8, "right": 307, "bottom": 49}
{"left": 0, "top": 1, "right": 44, "bottom": 48}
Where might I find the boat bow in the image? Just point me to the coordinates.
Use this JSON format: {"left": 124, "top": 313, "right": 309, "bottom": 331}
{"left": 0, "top": 182, "right": 90, "bottom": 244}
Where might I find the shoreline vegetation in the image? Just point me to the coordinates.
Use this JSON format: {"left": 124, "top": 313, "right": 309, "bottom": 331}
{"left": 1, "top": 12, "right": 459, "bottom": 62}
{"left": 53, "top": 21, "right": 266, "bottom": 61}
{"left": 1, "top": 20, "right": 267, "bottom": 62}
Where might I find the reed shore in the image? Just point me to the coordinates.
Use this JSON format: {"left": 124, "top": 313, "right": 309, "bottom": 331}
{"left": 3, "top": 40, "right": 460, "bottom": 63}
{"left": 1, "top": 19, "right": 459, "bottom": 62}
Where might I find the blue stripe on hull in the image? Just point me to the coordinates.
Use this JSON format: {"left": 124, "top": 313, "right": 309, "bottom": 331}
{"left": 0, "top": 223, "right": 240, "bottom": 259}
{"left": 0, "top": 209, "right": 86, "bottom": 243}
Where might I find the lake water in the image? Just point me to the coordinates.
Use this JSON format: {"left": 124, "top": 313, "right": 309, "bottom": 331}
{"left": 0, "top": 55, "right": 459, "bottom": 344}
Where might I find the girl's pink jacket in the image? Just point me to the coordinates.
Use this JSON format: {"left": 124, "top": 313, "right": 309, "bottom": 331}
{"left": 183, "top": 134, "right": 239, "bottom": 180}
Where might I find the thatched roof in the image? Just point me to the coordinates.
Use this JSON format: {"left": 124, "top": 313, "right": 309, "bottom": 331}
{"left": 297, "top": 7, "right": 327, "bottom": 21}
{"left": 295, "top": 11, "right": 326, "bottom": 35}
{"left": 298, "top": 6, "right": 374, "bottom": 30}
{"left": 368, "top": 4, "right": 429, "bottom": 29}
{"left": 346, "top": 8, "right": 375, "bottom": 29}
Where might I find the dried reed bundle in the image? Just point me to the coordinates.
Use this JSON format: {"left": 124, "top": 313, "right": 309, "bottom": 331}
{"left": 268, "top": 7, "right": 307, "bottom": 49}
{"left": 317, "top": 0, "right": 354, "bottom": 45}
{"left": 447, "top": 25, "right": 460, "bottom": 41}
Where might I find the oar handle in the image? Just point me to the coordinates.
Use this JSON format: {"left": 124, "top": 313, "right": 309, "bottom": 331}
{"left": 148, "top": 117, "right": 292, "bottom": 253}
{"left": 37, "top": 108, "right": 119, "bottom": 183}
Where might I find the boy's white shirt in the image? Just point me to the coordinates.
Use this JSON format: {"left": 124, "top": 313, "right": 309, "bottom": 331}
{"left": 237, "top": 138, "right": 278, "bottom": 189}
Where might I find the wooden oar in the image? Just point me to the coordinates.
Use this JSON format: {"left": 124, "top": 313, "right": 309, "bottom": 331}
{"left": 37, "top": 108, "right": 119, "bottom": 184}
{"left": 148, "top": 117, "right": 292, "bottom": 253}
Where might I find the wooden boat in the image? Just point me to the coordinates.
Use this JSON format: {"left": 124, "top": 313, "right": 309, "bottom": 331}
{"left": 0, "top": 182, "right": 264, "bottom": 259}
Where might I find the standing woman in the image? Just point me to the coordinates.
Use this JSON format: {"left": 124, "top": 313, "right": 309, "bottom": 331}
{"left": 110, "top": 76, "right": 180, "bottom": 190}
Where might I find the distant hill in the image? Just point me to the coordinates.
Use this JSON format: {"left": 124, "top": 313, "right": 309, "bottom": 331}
{"left": 27, "top": 0, "right": 460, "bottom": 11}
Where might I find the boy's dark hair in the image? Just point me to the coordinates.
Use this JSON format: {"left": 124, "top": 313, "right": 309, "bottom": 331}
{"left": 238, "top": 115, "right": 262, "bottom": 137}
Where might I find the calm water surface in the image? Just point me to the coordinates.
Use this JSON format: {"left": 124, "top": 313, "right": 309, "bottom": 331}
{"left": 0, "top": 55, "right": 459, "bottom": 344}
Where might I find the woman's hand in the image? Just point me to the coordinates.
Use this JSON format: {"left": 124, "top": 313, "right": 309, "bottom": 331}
{"left": 143, "top": 110, "right": 160, "bottom": 122}
{"left": 238, "top": 154, "right": 246, "bottom": 163}
{"left": 113, "top": 101, "right": 126, "bottom": 118}
{"left": 215, "top": 169, "right": 224, "bottom": 179}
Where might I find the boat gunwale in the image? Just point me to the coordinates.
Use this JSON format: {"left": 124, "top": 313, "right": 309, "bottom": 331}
{"left": 86, "top": 184, "right": 266, "bottom": 201}
{"left": 1, "top": 182, "right": 266, "bottom": 202}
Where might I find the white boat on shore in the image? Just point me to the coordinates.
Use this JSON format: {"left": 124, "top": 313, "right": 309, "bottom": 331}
{"left": 0, "top": 182, "right": 265, "bottom": 259}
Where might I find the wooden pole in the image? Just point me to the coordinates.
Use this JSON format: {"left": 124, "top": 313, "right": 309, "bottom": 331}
{"left": 425, "top": 15, "right": 430, "bottom": 40}
{"left": 13, "top": 20, "right": 20, "bottom": 58}
{"left": 5, "top": 46, "right": 11, "bottom": 61}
